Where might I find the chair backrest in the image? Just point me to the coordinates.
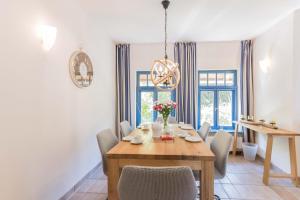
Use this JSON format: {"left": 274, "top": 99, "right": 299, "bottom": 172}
{"left": 96, "top": 129, "right": 118, "bottom": 176}
{"left": 118, "top": 166, "right": 197, "bottom": 200}
{"left": 120, "top": 121, "right": 133, "bottom": 137}
{"left": 156, "top": 116, "right": 177, "bottom": 124}
{"left": 210, "top": 130, "right": 233, "bottom": 178}
{"left": 156, "top": 116, "right": 163, "bottom": 123}
{"left": 197, "top": 122, "right": 211, "bottom": 141}
{"left": 168, "top": 116, "right": 177, "bottom": 124}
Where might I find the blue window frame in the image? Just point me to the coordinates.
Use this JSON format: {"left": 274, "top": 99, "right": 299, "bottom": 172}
{"left": 136, "top": 71, "right": 176, "bottom": 126}
{"left": 198, "top": 70, "right": 237, "bottom": 131}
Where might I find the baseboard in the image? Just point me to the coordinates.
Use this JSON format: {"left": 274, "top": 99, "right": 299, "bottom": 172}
{"left": 233, "top": 151, "right": 281, "bottom": 171}
{"left": 256, "top": 155, "right": 286, "bottom": 173}
{"left": 59, "top": 162, "right": 101, "bottom": 200}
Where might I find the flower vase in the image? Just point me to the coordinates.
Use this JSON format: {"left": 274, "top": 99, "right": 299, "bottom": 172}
{"left": 162, "top": 115, "right": 169, "bottom": 129}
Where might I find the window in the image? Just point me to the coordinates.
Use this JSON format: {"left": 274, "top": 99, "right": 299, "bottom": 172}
{"left": 136, "top": 71, "right": 176, "bottom": 126}
{"left": 198, "top": 70, "right": 237, "bottom": 130}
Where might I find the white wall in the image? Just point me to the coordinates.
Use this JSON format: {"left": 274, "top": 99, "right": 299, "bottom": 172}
{"left": 292, "top": 7, "right": 300, "bottom": 172}
{"left": 0, "top": 1, "right": 115, "bottom": 200}
{"left": 197, "top": 42, "right": 240, "bottom": 69}
{"left": 253, "top": 10, "right": 300, "bottom": 173}
{"left": 130, "top": 42, "right": 240, "bottom": 126}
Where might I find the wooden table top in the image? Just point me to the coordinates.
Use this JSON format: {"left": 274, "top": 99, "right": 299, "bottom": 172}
{"left": 107, "top": 126, "right": 215, "bottom": 161}
{"left": 235, "top": 121, "right": 300, "bottom": 136}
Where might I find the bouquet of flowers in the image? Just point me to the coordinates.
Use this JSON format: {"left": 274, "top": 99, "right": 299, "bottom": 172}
{"left": 153, "top": 101, "right": 177, "bottom": 128}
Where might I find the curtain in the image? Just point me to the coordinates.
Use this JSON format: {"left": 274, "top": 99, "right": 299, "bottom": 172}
{"left": 240, "top": 40, "right": 254, "bottom": 142}
{"left": 174, "top": 42, "right": 197, "bottom": 128}
{"left": 116, "top": 44, "right": 131, "bottom": 139}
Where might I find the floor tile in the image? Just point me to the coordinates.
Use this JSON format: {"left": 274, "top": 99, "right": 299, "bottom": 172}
{"left": 88, "top": 168, "right": 107, "bottom": 180}
{"left": 222, "top": 184, "right": 242, "bottom": 199}
{"left": 233, "top": 185, "right": 283, "bottom": 200}
{"left": 227, "top": 173, "right": 263, "bottom": 185}
{"left": 269, "top": 178, "right": 295, "bottom": 187}
{"left": 68, "top": 193, "right": 86, "bottom": 200}
{"left": 219, "top": 176, "right": 231, "bottom": 184}
{"left": 76, "top": 179, "right": 98, "bottom": 193}
{"left": 215, "top": 184, "right": 229, "bottom": 199}
{"left": 68, "top": 155, "right": 300, "bottom": 200}
{"left": 87, "top": 180, "right": 107, "bottom": 193}
{"left": 271, "top": 186, "right": 299, "bottom": 200}
{"left": 83, "top": 193, "right": 107, "bottom": 200}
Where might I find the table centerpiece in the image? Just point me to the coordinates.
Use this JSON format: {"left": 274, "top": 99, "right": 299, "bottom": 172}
{"left": 153, "top": 101, "right": 176, "bottom": 129}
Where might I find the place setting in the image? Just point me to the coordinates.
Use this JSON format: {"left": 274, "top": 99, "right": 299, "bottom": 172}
{"left": 122, "top": 134, "right": 144, "bottom": 144}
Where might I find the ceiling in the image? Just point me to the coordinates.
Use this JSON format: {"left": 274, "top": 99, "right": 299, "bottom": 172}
{"left": 81, "top": 0, "right": 300, "bottom": 43}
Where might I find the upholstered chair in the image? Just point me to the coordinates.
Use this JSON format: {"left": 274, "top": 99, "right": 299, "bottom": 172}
{"left": 168, "top": 116, "right": 177, "bottom": 124}
{"left": 197, "top": 122, "right": 211, "bottom": 141}
{"left": 194, "top": 130, "right": 233, "bottom": 200}
{"left": 96, "top": 129, "right": 119, "bottom": 176}
{"left": 120, "top": 121, "right": 133, "bottom": 137}
{"left": 156, "top": 116, "right": 177, "bottom": 124}
{"left": 118, "top": 166, "right": 197, "bottom": 200}
{"left": 211, "top": 130, "right": 233, "bottom": 180}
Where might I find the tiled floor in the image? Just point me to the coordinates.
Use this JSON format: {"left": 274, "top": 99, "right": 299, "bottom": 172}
{"left": 68, "top": 155, "right": 300, "bottom": 200}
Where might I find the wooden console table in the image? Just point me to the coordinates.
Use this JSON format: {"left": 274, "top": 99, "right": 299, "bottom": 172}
{"left": 232, "top": 121, "right": 300, "bottom": 186}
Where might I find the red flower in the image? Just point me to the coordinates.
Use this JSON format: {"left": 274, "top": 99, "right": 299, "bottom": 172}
{"left": 153, "top": 101, "right": 176, "bottom": 113}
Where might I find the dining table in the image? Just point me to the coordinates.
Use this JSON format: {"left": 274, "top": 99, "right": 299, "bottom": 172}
{"left": 106, "top": 125, "right": 215, "bottom": 200}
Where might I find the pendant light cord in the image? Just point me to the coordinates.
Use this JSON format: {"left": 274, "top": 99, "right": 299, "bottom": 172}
{"left": 164, "top": 5, "right": 168, "bottom": 59}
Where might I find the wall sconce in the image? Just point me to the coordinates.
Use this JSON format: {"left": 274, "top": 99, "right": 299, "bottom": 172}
{"left": 259, "top": 57, "right": 271, "bottom": 73}
{"left": 37, "top": 25, "right": 57, "bottom": 51}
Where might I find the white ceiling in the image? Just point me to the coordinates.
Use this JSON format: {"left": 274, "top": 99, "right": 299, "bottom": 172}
{"left": 81, "top": 0, "right": 300, "bottom": 43}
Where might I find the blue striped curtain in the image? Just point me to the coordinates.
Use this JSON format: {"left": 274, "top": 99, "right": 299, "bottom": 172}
{"left": 240, "top": 40, "right": 254, "bottom": 142}
{"left": 174, "top": 42, "right": 197, "bottom": 128}
{"left": 116, "top": 44, "right": 131, "bottom": 139}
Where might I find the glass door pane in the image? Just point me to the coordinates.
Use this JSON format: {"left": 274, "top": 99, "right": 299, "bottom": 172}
{"left": 200, "top": 91, "right": 215, "bottom": 126}
{"left": 158, "top": 91, "right": 172, "bottom": 103}
{"left": 218, "top": 91, "right": 232, "bottom": 127}
{"left": 139, "top": 74, "right": 148, "bottom": 86}
{"left": 208, "top": 73, "right": 216, "bottom": 86}
{"left": 140, "top": 92, "right": 154, "bottom": 124}
{"left": 157, "top": 91, "right": 173, "bottom": 119}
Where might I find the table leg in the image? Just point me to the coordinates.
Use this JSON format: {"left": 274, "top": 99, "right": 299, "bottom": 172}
{"left": 289, "top": 136, "right": 299, "bottom": 186}
{"left": 108, "top": 159, "right": 120, "bottom": 200}
{"left": 263, "top": 135, "right": 273, "bottom": 185}
{"left": 201, "top": 161, "right": 214, "bottom": 200}
{"left": 233, "top": 123, "right": 239, "bottom": 156}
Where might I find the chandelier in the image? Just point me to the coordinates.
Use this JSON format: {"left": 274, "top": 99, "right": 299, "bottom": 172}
{"left": 150, "top": 0, "right": 180, "bottom": 91}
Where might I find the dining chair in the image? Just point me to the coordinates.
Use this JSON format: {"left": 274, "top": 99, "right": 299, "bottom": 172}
{"left": 120, "top": 121, "right": 133, "bottom": 137}
{"left": 118, "top": 166, "right": 197, "bottom": 200}
{"left": 197, "top": 122, "right": 211, "bottom": 141}
{"left": 194, "top": 130, "right": 233, "bottom": 200}
{"left": 168, "top": 116, "right": 177, "bottom": 124}
{"left": 96, "top": 129, "right": 119, "bottom": 176}
{"left": 211, "top": 130, "right": 233, "bottom": 181}
{"left": 156, "top": 116, "right": 163, "bottom": 123}
{"left": 156, "top": 116, "right": 177, "bottom": 124}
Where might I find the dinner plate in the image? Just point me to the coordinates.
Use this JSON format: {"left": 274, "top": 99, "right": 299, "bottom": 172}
{"left": 185, "top": 136, "right": 202, "bottom": 143}
{"left": 130, "top": 140, "right": 143, "bottom": 145}
{"left": 180, "top": 125, "right": 193, "bottom": 130}
{"left": 177, "top": 131, "right": 190, "bottom": 138}
{"left": 122, "top": 135, "right": 135, "bottom": 142}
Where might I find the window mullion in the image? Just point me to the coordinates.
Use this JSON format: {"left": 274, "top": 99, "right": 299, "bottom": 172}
{"left": 154, "top": 89, "right": 158, "bottom": 121}
{"left": 214, "top": 90, "right": 218, "bottom": 130}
